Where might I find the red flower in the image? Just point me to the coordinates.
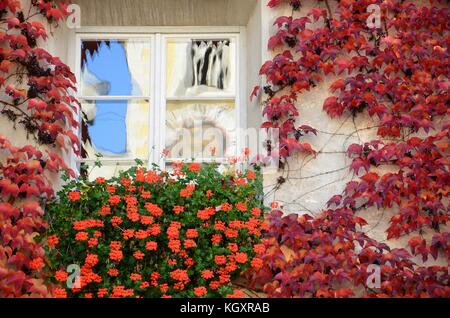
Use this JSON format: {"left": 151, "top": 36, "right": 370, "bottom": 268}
{"left": 47, "top": 235, "right": 59, "bottom": 247}
{"left": 88, "top": 238, "right": 98, "bottom": 248}
{"left": 145, "top": 202, "right": 163, "bottom": 217}
{"left": 250, "top": 207, "right": 261, "bottom": 217}
{"left": 235, "top": 252, "right": 248, "bottom": 264}
{"left": 95, "top": 177, "right": 105, "bottom": 183}
{"left": 141, "top": 191, "right": 151, "bottom": 199}
{"left": 186, "top": 229, "right": 198, "bottom": 239}
{"left": 145, "top": 241, "right": 158, "bottom": 251}
{"left": 55, "top": 270, "right": 68, "bottom": 282}
{"left": 108, "top": 269, "right": 119, "bottom": 277}
{"left": 68, "top": 191, "right": 81, "bottom": 201}
{"left": 54, "top": 288, "right": 67, "bottom": 298}
{"left": 246, "top": 170, "right": 256, "bottom": 180}
{"left": 171, "top": 269, "right": 189, "bottom": 282}
{"left": 194, "top": 286, "right": 207, "bottom": 297}
{"left": 206, "top": 189, "right": 213, "bottom": 198}
{"left": 75, "top": 231, "right": 88, "bottom": 241}
{"left": 236, "top": 202, "right": 247, "bottom": 212}
{"left": 173, "top": 205, "right": 184, "bottom": 214}
{"left": 99, "top": 205, "right": 111, "bottom": 215}
{"left": 184, "top": 239, "right": 197, "bottom": 249}
{"left": 109, "top": 250, "right": 123, "bottom": 262}
{"left": 109, "top": 195, "right": 121, "bottom": 205}
{"left": 130, "top": 273, "right": 142, "bottom": 281}
{"left": 251, "top": 257, "right": 263, "bottom": 270}
{"left": 29, "top": 257, "right": 44, "bottom": 270}
{"left": 168, "top": 239, "right": 181, "bottom": 253}
{"left": 214, "top": 255, "right": 227, "bottom": 265}
{"left": 133, "top": 250, "right": 145, "bottom": 260}
{"left": 188, "top": 162, "right": 201, "bottom": 172}
{"left": 226, "top": 289, "right": 245, "bottom": 298}
{"left": 201, "top": 270, "right": 214, "bottom": 279}
{"left": 85, "top": 254, "right": 99, "bottom": 267}
{"left": 253, "top": 244, "right": 266, "bottom": 254}
{"left": 211, "top": 234, "right": 222, "bottom": 244}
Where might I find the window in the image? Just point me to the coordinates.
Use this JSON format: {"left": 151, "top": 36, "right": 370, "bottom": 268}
{"left": 75, "top": 31, "right": 244, "bottom": 178}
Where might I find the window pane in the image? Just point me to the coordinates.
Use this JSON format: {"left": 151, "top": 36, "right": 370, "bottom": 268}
{"left": 165, "top": 101, "right": 236, "bottom": 159}
{"left": 81, "top": 39, "right": 151, "bottom": 96}
{"left": 81, "top": 99, "right": 150, "bottom": 159}
{"left": 166, "top": 38, "right": 236, "bottom": 97}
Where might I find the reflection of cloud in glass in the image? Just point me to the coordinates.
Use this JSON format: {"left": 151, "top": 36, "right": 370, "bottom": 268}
{"left": 166, "top": 102, "right": 236, "bottom": 159}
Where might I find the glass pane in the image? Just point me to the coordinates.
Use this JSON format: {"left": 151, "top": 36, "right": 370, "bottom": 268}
{"left": 81, "top": 99, "right": 149, "bottom": 159}
{"left": 166, "top": 38, "right": 236, "bottom": 97}
{"left": 165, "top": 101, "right": 236, "bottom": 159}
{"left": 81, "top": 39, "right": 151, "bottom": 96}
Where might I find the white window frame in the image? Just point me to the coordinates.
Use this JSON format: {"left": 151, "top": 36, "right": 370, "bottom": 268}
{"left": 72, "top": 26, "right": 247, "bottom": 172}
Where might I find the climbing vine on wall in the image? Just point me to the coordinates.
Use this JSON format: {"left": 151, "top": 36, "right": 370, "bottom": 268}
{"left": 250, "top": 0, "right": 449, "bottom": 297}
{"left": 0, "top": 0, "right": 76, "bottom": 297}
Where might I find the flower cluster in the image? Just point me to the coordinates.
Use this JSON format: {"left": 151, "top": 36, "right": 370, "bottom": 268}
{"left": 45, "top": 163, "right": 266, "bottom": 298}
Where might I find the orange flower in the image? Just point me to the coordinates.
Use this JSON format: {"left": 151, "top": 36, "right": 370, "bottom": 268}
{"left": 171, "top": 269, "right": 189, "bottom": 282}
{"left": 97, "top": 288, "right": 108, "bottom": 298}
{"left": 235, "top": 202, "right": 247, "bottom": 212}
{"left": 110, "top": 241, "right": 121, "bottom": 250}
{"left": 251, "top": 257, "right": 263, "bottom": 270}
{"left": 145, "top": 241, "right": 158, "bottom": 251}
{"left": 54, "top": 288, "right": 67, "bottom": 298}
{"left": 95, "top": 177, "right": 105, "bottom": 183}
{"left": 149, "top": 223, "right": 161, "bottom": 236}
{"left": 108, "top": 269, "right": 119, "bottom": 277}
{"left": 135, "top": 230, "right": 149, "bottom": 240}
{"left": 214, "top": 221, "right": 226, "bottom": 231}
{"left": 167, "top": 226, "right": 179, "bottom": 240}
{"left": 168, "top": 239, "right": 181, "bottom": 253}
{"left": 29, "top": 257, "right": 44, "bottom": 270}
{"left": 68, "top": 191, "right": 81, "bottom": 201}
{"left": 73, "top": 219, "right": 104, "bottom": 231}
{"left": 47, "top": 235, "right": 59, "bottom": 247}
{"left": 140, "top": 215, "right": 154, "bottom": 225}
{"left": 246, "top": 170, "right": 257, "bottom": 180}
{"left": 209, "top": 281, "right": 220, "bottom": 290}
{"left": 173, "top": 205, "right": 184, "bottom": 214}
{"left": 194, "top": 286, "right": 207, "bottom": 297}
{"left": 235, "top": 252, "right": 248, "bottom": 264}
{"left": 109, "top": 195, "right": 121, "bottom": 205}
{"left": 226, "top": 289, "right": 245, "bottom": 298}
{"left": 214, "top": 255, "right": 227, "bottom": 265}
{"left": 227, "top": 243, "right": 238, "bottom": 253}
{"left": 220, "top": 202, "right": 232, "bottom": 212}
{"left": 130, "top": 273, "right": 142, "bottom": 281}
{"left": 201, "top": 270, "right": 214, "bottom": 280}
{"left": 88, "top": 237, "right": 98, "bottom": 248}
{"left": 180, "top": 184, "right": 195, "bottom": 198}
{"left": 185, "top": 229, "right": 198, "bottom": 239}
{"left": 145, "top": 202, "right": 163, "bottom": 217}
{"left": 253, "top": 243, "right": 266, "bottom": 254}
{"left": 141, "top": 191, "right": 151, "bottom": 199}
{"left": 206, "top": 189, "right": 213, "bottom": 198}
{"left": 109, "top": 249, "right": 123, "bottom": 262}
{"left": 224, "top": 228, "right": 238, "bottom": 238}
{"left": 234, "top": 178, "right": 247, "bottom": 186}
{"left": 75, "top": 231, "right": 88, "bottom": 241}
{"left": 85, "top": 254, "right": 99, "bottom": 267}
{"left": 55, "top": 270, "right": 68, "bottom": 283}
{"left": 250, "top": 207, "right": 261, "bottom": 217}
{"left": 122, "top": 229, "right": 135, "bottom": 240}
{"left": 160, "top": 284, "right": 169, "bottom": 293}
{"left": 211, "top": 234, "right": 222, "bottom": 244}
{"left": 133, "top": 250, "right": 145, "bottom": 260}
{"left": 99, "top": 205, "right": 111, "bottom": 216}
{"left": 188, "top": 162, "right": 201, "bottom": 172}
{"left": 140, "top": 281, "right": 150, "bottom": 289}
{"left": 184, "top": 239, "right": 197, "bottom": 249}
{"left": 111, "top": 216, "right": 123, "bottom": 227}
{"left": 106, "top": 185, "right": 116, "bottom": 194}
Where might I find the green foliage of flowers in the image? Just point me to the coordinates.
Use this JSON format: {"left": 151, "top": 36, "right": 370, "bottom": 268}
{"left": 43, "top": 162, "right": 267, "bottom": 298}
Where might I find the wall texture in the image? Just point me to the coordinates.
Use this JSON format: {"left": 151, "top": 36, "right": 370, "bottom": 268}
{"left": 73, "top": 0, "right": 258, "bottom": 26}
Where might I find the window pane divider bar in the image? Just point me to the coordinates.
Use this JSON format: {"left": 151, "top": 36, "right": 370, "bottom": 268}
{"left": 166, "top": 96, "right": 236, "bottom": 101}
{"left": 79, "top": 96, "right": 151, "bottom": 101}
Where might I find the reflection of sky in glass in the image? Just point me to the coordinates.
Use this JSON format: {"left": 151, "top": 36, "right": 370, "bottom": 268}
{"left": 83, "top": 41, "right": 132, "bottom": 154}
{"left": 89, "top": 101, "right": 127, "bottom": 154}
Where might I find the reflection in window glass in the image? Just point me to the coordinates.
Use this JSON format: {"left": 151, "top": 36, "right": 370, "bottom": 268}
{"left": 166, "top": 39, "right": 235, "bottom": 97}
{"left": 81, "top": 39, "right": 151, "bottom": 96}
{"left": 81, "top": 100, "right": 149, "bottom": 159}
{"left": 165, "top": 101, "right": 236, "bottom": 159}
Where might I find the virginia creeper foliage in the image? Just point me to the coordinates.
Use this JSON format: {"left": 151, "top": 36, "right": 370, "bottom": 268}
{"left": 0, "top": 0, "right": 77, "bottom": 297}
{"left": 251, "top": 0, "right": 449, "bottom": 297}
